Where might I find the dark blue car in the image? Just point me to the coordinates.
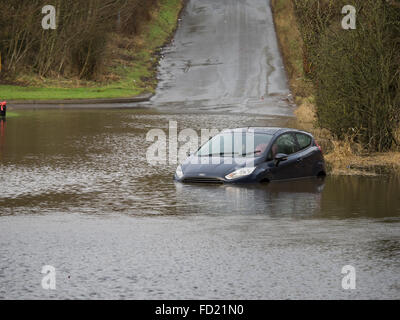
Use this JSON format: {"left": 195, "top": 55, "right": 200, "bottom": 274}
{"left": 174, "top": 127, "right": 326, "bottom": 183}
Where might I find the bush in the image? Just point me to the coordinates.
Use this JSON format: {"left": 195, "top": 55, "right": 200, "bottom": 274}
{"left": 293, "top": 0, "right": 400, "bottom": 151}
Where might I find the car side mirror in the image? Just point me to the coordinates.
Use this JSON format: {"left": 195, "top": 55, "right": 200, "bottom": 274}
{"left": 274, "top": 153, "right": 288, "bottom": 167}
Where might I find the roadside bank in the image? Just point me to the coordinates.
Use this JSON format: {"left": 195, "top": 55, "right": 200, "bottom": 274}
{"left": 0, "top": 0, "right": 184, "bottom": 102}
{"left": 7, "top": 93, "right": 153, "bottom": 108}
{"left": 270, "top": 0, "right": 400, "bottom": 176}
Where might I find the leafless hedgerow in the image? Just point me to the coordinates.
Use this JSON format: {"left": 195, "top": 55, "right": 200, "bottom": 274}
{"left": 293, "top": 0, "right": 400, "bottom": 151}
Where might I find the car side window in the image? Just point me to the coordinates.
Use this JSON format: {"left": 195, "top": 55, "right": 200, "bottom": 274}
{"left": 296, "top": 133, "right": 312, "bottom": 150}
{"left": 268, "top": 133, "right": 298, "bottom": 160}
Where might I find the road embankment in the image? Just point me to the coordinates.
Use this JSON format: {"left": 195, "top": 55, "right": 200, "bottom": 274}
{"left": 0, "top": 0, "right": 184, "bottom": 102}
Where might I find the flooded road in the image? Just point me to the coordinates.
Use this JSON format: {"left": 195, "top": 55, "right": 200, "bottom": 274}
{"left": 1, "top": 0, "right": 399, "bottom": 299}
{"left": 0, "top": 110, "right": 399, "bottom": 299}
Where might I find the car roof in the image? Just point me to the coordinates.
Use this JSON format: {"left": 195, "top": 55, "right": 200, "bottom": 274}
{"left": 221, "top": 127, "right": 310, "bottom": 136}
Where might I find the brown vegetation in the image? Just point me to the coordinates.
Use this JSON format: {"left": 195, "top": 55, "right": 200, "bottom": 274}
{"left": 271, "top": 0, "right": 400, "bottom": 175}
{"left": 292, "top": 0, "right": 400, "bottom": 152}
{"left": 0, "top": 0, "right": 159, "bottom": 80}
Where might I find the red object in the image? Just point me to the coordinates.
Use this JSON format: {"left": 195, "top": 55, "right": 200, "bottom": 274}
{"left": 0, "top": 101, "right": 6, "bottom": 112}
{"left": 315, "top": 141, "right": 322, "bottom": 153}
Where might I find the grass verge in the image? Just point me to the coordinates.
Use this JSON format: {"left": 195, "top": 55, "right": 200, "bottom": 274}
{"left": 270, "top": 0, "right": 400, "bottom": 176}
{"left": 0, "top": 0, "right": 184, "bottom": 100}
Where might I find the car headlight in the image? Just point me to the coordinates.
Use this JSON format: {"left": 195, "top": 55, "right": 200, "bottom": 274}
{"left": 175, "top": 165, "right": 184, "bottom": 179}
{"left": 225, "top": 167, "right": 256, "bottom": 180}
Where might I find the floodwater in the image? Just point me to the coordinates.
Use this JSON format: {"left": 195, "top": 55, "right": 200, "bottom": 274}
{"left": 0, "top": 110, "right": 399, "bottom": 299}
{"left": 1, "top": 0, "right": 399, "bottom": 299}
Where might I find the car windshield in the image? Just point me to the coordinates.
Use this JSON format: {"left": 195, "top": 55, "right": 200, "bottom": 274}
{"left": 196, "top": 132, "right": 273, "bottom": 157}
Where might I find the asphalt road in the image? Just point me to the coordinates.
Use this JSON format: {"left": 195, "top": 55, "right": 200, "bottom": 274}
{"left": 152, "top": 0, "right": 293, "bottom": 116}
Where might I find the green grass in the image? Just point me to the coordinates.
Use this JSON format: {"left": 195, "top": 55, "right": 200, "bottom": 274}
{"left": 2, "top": 111, "right": 20, "bottom": 118}
{"left": 0, "top": 85, "right": 143, "bottom": 100}
{"left": 0, "top": 0, "right": 183, "bottom": 101}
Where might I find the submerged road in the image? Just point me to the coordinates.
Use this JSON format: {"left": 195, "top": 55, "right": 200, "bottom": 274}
{"left": 152, "top": 0, "right": 293, "bottom": 116}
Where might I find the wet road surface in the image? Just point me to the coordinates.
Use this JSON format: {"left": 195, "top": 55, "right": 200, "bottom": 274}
{"left": 152, "top": 0, "right": 293, "bottom": 115}
{"left": 1, "top": 0, "right": 399, "bottom": 299}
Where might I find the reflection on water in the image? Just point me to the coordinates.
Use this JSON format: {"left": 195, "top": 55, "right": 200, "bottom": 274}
{"left": 174, "top": 175, "right": 400, "bottom": 218}
{"left": 0, "top": 118, "right": 5, "bottom": 158}
{"left": 0, "top": 109, "right": 399, "bottom": 218}
{"left": 320, "top": 175, "right": 400, "bottom": 218}
{"left": 0, "top": 109, "right": 399, "bottom": 299}
{"left": 174, "top": 179, "right": 324, "bottom": 217}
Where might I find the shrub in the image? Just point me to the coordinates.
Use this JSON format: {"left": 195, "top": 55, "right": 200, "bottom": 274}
{"left": 293, "top": 0, "right": 400, "bottom": 151}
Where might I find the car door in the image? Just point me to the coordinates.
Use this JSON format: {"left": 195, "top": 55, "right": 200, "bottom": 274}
{"left": 295, "top": 133, "right": 321, "bottom": 177}
{"left": 294, "top": 133, "right": 314, "bottom": 177}
{"left": 267, "top": 133, "right": 301, "bottom": 180}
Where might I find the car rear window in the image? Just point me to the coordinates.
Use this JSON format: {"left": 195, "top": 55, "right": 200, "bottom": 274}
{"left": 296, "top": 133, "right": 312, "bottom": 150}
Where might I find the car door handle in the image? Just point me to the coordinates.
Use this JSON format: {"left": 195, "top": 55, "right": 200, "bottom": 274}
{"left": 296, "top": 158, "right": 303, "bottom": 163}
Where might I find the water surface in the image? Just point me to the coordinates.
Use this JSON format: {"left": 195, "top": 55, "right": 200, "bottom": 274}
{"left": 0, "top": 110, "right": 399, "bottom": 299}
